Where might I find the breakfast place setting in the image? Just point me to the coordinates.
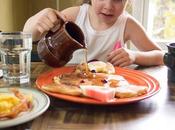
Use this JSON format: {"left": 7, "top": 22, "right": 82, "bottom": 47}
{"left": 0, "top": 24, "right": 173, "bottom": 130}
{"left": 1, "top": 0, "right": 175, "bottom": 130}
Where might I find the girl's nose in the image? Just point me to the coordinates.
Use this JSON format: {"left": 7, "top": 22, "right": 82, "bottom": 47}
{"left": 103, "top": 0, "right": 113, "bottom": 10}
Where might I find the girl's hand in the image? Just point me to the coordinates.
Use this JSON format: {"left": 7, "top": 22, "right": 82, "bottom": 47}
{"left": 23, "top": 8, "right": 66, "bottom": 41}
{"left": 107, "top": 48, "right": 136, "bottom": 67}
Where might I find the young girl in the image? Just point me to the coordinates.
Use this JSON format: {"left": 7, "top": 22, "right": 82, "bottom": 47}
{"left": 23, "top": 0, "right": 164, "bottom": 67}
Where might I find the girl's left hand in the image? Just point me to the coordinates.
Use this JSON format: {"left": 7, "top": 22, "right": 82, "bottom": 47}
{"left": 107, "top": 48, "right": 136, "bottom": 67}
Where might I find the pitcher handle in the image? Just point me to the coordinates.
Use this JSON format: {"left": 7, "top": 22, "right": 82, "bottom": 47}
{"left": 45, "top": 14, "right": 65, "bottom": 38}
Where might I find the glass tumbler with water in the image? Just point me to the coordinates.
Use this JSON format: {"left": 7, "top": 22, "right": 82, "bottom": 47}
{"left": 0, "top": 32, "right": 32, "bottom": 85}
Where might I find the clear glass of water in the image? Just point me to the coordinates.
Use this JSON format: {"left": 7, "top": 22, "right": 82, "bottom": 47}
{"left": 0, "top": 32, "right": 32, "bottom": 86}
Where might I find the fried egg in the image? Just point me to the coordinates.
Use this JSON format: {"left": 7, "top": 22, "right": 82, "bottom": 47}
{"left": 0, "top": 93, "right": 20, "bottom": 115}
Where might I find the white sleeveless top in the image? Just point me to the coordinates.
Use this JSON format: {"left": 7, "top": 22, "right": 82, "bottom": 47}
{"left": 68, "top": 4, "right": 129, "bottom": 64}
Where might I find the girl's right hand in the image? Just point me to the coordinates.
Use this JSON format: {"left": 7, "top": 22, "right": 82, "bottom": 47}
{"left": 23, "top": 8, "right": 66, "bottom": 41}
{"left": 107, "top": 48, "right": 136, "bottom": 67}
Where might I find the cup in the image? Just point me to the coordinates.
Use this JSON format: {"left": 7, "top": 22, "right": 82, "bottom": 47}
{"left": 0, "top": 32, "right": 32, "bottom": 85}
{"left": 37, "top": 17, "right": 86, "bottom": 67}
{"left": 163, "top": 43, "right": 175, "bottom": 82}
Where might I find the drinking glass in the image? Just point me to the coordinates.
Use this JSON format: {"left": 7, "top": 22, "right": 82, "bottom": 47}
{"left": 0, "top": 32, "right": 32, "bottom": 86}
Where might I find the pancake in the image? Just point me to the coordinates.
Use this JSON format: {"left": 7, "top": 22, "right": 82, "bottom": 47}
{"left": 41, "top": 61, "right": 148, "bottom": 100}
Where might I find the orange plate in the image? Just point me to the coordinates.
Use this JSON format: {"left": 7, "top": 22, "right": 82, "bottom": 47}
{"left": 36, "top": 66, "right": 160, "bottom": 105}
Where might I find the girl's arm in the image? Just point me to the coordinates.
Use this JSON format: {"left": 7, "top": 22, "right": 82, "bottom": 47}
{"left": 61, "top": 6, "right": 80, "bottom": 22}
{"left": 23, "top": 7, "right": 80, "bottom": 41}
{"left": 124, "top": 17, "right": 164, "bottom": 66}
{"left": 107, "top": 17, "right": 164, "bottom": 67}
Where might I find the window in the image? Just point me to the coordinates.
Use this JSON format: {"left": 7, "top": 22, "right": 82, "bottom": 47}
{"left": 132, "top": 0, "right": 175, "bottom": 44}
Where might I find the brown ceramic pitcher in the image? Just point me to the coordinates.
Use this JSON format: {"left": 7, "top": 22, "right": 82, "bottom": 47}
{"left": 37, "top": 16, "right": 86, "bottom": 67}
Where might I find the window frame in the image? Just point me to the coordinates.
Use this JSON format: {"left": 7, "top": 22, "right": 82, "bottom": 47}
{"left": 132, "top": 0, "right": 169, "bottom": 49}
{"left": 132, "top": 0, "right": 149, "bottom": 29}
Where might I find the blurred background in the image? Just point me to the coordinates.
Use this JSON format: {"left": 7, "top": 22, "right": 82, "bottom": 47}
{"left": 0, "top": 0, "right": 82, "bottom": 32}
